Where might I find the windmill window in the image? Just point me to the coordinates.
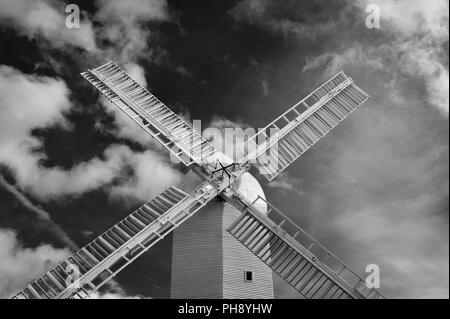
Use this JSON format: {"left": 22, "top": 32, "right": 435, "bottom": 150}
{"left": 244, "top": 270, "right": 254, "bottom": 282}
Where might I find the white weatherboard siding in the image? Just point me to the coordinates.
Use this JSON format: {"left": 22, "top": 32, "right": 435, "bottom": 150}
{"left": 171, "top": 198, "right": 273, "bottom": 299}
{"left": 222, "top": 201, "right": 274, "bottom": 298}
{"left": 171, "top": 198, "right": 224, "bottom": 298}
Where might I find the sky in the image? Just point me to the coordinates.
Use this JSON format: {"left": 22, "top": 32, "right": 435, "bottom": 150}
{"left": 0, "top": 0, "right": 448, "bottom": 299}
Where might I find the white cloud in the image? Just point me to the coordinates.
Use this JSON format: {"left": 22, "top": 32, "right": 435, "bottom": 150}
{"left": 88, "top": 291, "right": 147, "bottom": 299}
{"left": 1, "top": 0, "right": 175, "bottom": 150}
{"left": 267, "top": 0, "right": 450, "bottom": 298}
{"left": 331, "top": 132, "right": 449, "bottom": 298}
{"left": 0, "top": 65, "right": 72, "bottom": 141}
{"left": 95, "top": 0, "right": 170, "bottom": 65}
{"left": 267, "top": 173, "right": 303, "bottom": 193}
{"left": 90, "top": 0, "right": 178, "bottom": 152}
{"left": 355, "top": 0, "right": 449, "bottom": 37}
{"left": 96, "top": 0, "right": 169, "bottom": 25}
{"left": 107, "top": 145, "right": 182, "bottom": 203}
{"left": 260, "top": 79, "right": 269, "bottom": 97}
{"left": 0, "top": 229, "right": 71, "bottom": 298}
{"left": 97, "top": 99, "right": 157, "bottom": 148}
{"left": 204, "top": 117, "right": 253, "bottom": 162}
{"left": 96, "top": 63, "right": 158, "bottom": 148}
{"left": 0, "top": 0, "right": 97, "bottom": 51}
{"left": 0, "top": 66, "right": 120, "bottom": 200}
{"left": 124, "top": 63, "right": 148, "bottom": 87}
{"left": 397, "top": 38, "right": 449, "bottom": 116}
{"left": 230, "top": 0, "right": 340, "bottom": 40}
{"left": 302, "top": 45, "right": 385, "bottom": 75}
{"left": 0, "top": 0, "right": 172, "bottom": 64}
{"left": 303, "top": 0, "right": 449, "bottom": 116}
{"left": 297, "top": 82, "right": 449, "bottom": 298}
{"left": 229, "top": 0, "right": 268, "bottom": 23}
{"left": 0, "top": 66, "right": 179, "bottom": 202}
{"left": 0, "top": 0, "right": 182, "bottom": 204}
{"left": 0, "top": 175, "right": 78, "bottom": 250}
{"left": 0, "top": 0, "right": 191, "bottom": 300}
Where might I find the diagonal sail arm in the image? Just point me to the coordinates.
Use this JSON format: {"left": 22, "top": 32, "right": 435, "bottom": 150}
{"left": 221, "top": 189, "right": 384, "bottom": 299}
{"left": 11, "top": 183, "right": 219, "bottom": 299}
{"left": 81, "top": 61, "right": 218, "bottom": 167}
{"left": 240, "top": 72, "right": 369, "bottom": 181}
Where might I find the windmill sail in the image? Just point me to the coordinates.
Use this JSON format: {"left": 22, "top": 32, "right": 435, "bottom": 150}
{"left": 12, "top": 184, "right": 218, "bottom": 299}
{"left": 82, "top": 62, "right": 217, "bottom": 166}
{"left": 224, "top": 190, "right": 384, "bottom": 299}
{"left": 242, "top": 72, "right": 369, "bottom": 181}
{"left": 11, "top": 60, "right": 386, "bottom": 300}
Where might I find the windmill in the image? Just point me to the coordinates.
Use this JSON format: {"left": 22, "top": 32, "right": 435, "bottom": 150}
{"left": 11, "top": 61, "right": 384, "bottom": 299}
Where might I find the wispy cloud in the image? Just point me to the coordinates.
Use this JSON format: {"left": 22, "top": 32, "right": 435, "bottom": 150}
{"left": 106, "top": 145, "right": 182, "bottom": 203}
{"left": 299, "top": 57, "right": 449, "bottom": 298}
{"left": 0, "top": 229, "right": 71, "bottom": 298}
{"left": 303, "top": 0, "right": 449, "bottom": 116}
{"left": 0, "top": 0, "right": 97, "bottom": 51}
{"left": 229, "top": 0, "right": 351, "bottom": 40}
{"left": 231, "top": 0, "right": 449, "bottom": 298}
{"left": 0, "top": 175, "right": 78, "bottom": 250}
{"left": 267, "top": 173, "right": 303, "bottom": 193}
{"left": 0, "top": 65, "right": 122, "bottom": 200}
{"left": 0, "top": 0, "right": 180, "bottom": 202}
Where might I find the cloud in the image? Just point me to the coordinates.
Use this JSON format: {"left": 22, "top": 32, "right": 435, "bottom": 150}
{"left": 0, "top": 229, "right": 71, "bottom": 298}
{"left": 96, "top": 0, "right": 169, "bottom": 25}
{"left": 88, "top": 0, "right": 178, "bottom": 154}
{"left": 267, "top": 173, "right": 303, "bottom": 193}
{"left": 0, "top": 65, "right": 72, "bottom": 140}
{"left": 229, "top": 0, "right": 344, "bottom": 40}
{"left": 0, "top": 0, "right": 169, "bottom": 55}
{"left": 302, "top": 45, "right": 385, "bottom": 74}
{"left": 107, "top": 145, "right": 182, "bottom": 203}
{"left": 0, "top": 65, "right": 121, "bottom": 200}
{"left": 303, "top": 0, "right": 449, "bottom": 116}
{"left": 242, "top": 0, "right": 448, "bottom": 298}
{"left": 0, "top": 0, "right": 172, "bottom": 65}
{"left": 0, "top": 175, "right": 78, "bottom": 250}
{"left": 94, "top": 0, "right": 170, "bottom": 65}
{"left": 0, "top": 0, "right": 182, "bottom": 204}
{"left": 96, "top": 65, "right": 158, "bottom": 148}
{"left": 96, "top": 98, "right": 157, "bottom": 148}
{"left": 124, "top": 63, "right": 148, "bottom": 87}
{"left": 229, "top": 0, "right": 267, "bottom": 23}
{"left": 1, "top": 0, "right": 446, "bottom": 300}
{"left": 0, "top": 0, "right": 200, "bottom": 300}
{"left": 260, "top": 78, "right": 269, "bottom": 97}
{"left": 0, "top": 0, "right": 174, "bottom": 148}
{"left": 293, "top": 64, "right": 449, "bottom": 297}
{"left": 204, "top": 116, "right": 254, "bottom": 162}
{"left": 88, "top": 291, "right": 147, "bottom": 299}
{"left": 327, "top": 103, "right": 449, "bottom": 298}
{"left": 0, "top": 0, "right": 97, "bottom": 51}
{"left": 355, "top": 0, "right": 449, "bottom": 36}
{"left": 0, "top": 65, "right": 180, "bottom": 203}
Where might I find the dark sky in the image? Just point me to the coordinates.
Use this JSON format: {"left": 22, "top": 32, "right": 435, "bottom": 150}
{"left": 0, "top": 0, "right": 448, "bottom": 299}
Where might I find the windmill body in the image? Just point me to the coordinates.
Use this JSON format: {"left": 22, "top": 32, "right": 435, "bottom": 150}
{"left": 11, "top": 61, "right": 385, "bottom": 300}
{"left": 171, "top": 173, "right": 274, "bottom": 298}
